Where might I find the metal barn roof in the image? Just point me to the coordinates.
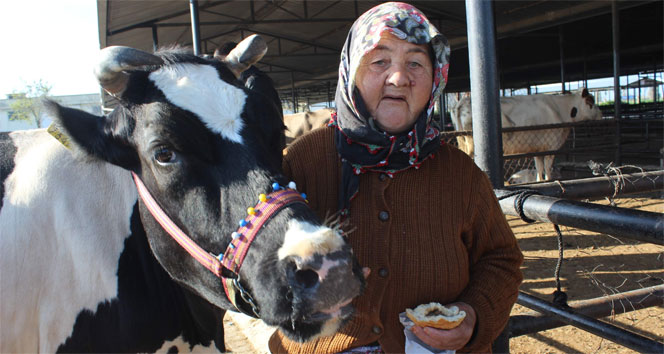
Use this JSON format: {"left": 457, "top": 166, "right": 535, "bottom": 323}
{"left": 97, "top": 0, "right": 663, "bottom": 102}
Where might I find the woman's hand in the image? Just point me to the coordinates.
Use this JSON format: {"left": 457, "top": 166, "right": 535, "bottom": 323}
{"left": 410, "top": 302, "right": 477, "bottom": 351}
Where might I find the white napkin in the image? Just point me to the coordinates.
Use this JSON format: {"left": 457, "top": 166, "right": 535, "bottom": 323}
{"left": 399, "top": 312, "right": 456, "bottom": 354}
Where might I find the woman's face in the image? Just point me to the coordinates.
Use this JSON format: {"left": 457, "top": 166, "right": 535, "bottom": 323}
{"left": 355, "top": 35, "right": 433, "bottom": 135}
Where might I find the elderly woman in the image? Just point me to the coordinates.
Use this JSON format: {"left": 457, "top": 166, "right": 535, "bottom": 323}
{"left": 270, "top": 2, "right": 523, "bottom": 353}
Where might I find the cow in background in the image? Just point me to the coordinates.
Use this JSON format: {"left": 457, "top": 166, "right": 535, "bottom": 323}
{"left": 284, "top": 108, "right": 335, "bottom": 146}
{"left": 0, "top": 36, "right": 364, "bottom": 353}
{"left": 450, "top": 88, "right": 602, "bottom": 181}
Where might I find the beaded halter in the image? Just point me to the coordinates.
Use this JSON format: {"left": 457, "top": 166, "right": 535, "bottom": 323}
{"left": 131, "top": 172, "right": 307, "bottom": 318}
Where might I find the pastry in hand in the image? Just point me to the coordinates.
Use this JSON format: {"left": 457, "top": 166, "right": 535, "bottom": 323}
{"left": 406, "top": 302, "right": 466, "bottom": 330}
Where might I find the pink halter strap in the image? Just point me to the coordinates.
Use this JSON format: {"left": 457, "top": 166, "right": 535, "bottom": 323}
{"left": 132, "top": 172, "right": 223, "bottom": 277}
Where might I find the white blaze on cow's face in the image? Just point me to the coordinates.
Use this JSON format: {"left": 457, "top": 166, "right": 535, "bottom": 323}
{"left": 278, "top": 220, "right": 345, "bottom": 261}
{"left": 149, "top": 64, "right": 247, "bottom": 144}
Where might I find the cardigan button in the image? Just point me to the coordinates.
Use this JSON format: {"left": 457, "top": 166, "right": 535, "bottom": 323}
{"left": 379, "top": 173, "right": 387, "bottom": 181}
{"left": 378, "top": 268, "right": 389, "bottom": 278}
{"left": 378, "top": 211, "right": 389, "bottom": 221}
{"left": 372, "top": 326, "right": 382, "bottom": 334}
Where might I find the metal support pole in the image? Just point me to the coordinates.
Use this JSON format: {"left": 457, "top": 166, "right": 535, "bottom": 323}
{"left": 327, "top": 81, "right": 331, "bottom": 108}
{"left": 291, "top": 72, "right": 297, "bottom": 113}
{"left": 517, "top": 292, "right": 664, "bottom": 353}
{"left": 189, "top": 0, "right": 201, "bottom": 55}
{"left": 465, "top": 0, "right": 503, "bottom": 187}
{"left": 152, "top": 25, "right": 159, "bottom": 52}
{"left": 495, "top": 189, "right": 664, "bottom": 245}
{"left": 612, "top": 1, "right": 622, "bottom": 165}
{"left": 440, "top": 93, "right": 447, "bottom": 131}
{"left": 559, "top": 25, "right": 566, "bottom": 92}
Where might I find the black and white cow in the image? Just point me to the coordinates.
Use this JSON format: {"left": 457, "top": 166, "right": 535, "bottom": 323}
{"left": 0, "top": 36, "right": 364, "bottom": 352}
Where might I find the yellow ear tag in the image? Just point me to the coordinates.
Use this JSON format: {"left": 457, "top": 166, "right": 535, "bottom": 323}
{"left": 47, "top": 123, "right": 72, "bottom": 150}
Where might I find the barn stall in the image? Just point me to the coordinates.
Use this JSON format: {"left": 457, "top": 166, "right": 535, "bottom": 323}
{"left": 97, "top": 1, "right": 663, "bottom": 352}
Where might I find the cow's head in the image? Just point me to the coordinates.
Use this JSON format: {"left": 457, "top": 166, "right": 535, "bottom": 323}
{"left": 43, "top": 36, "right": 364, "bottom": 342}
{"left": 570, "top": 87, "right": 602, "bottom": 121}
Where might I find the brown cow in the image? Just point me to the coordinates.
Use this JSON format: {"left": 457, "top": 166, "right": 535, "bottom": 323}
{"left": 284, "top": 108, "right": 335, "bottom": 146}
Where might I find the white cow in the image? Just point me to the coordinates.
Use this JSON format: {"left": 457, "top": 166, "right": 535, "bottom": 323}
{"left": 450, "top": 88, "right": 602, "bottom": 181}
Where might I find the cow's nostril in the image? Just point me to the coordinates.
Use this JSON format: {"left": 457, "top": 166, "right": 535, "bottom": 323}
{"left": 294, "top": 269, "right": 319, "bottom": 288}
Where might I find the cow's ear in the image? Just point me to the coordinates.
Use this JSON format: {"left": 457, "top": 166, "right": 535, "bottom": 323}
{"left": 43, "top": 99, "right": 138, "bottom": 169}
{"left": 581, "top": 88, "right": 589, "bottom": 97}
{"left": 570, "top": 106, "right": 578, "bottom": 118}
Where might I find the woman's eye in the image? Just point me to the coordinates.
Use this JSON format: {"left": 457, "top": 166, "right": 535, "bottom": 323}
{"left": 372, "top": 59, "right": 387, "bottom": 66}
{"left": 154, "top": 147, "right": 176, "bottom": 164}
{"left": 408, "top": 61, "right": 422, "bottom": 68}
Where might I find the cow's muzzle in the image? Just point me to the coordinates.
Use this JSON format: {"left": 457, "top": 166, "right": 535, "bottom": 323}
{"left": 283, "top": 245, "right": 364, "bottom": 338}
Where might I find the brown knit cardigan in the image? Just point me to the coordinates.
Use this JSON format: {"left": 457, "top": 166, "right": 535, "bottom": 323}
{"left": 269, "top": 127, "right": 523, "bottom": 353}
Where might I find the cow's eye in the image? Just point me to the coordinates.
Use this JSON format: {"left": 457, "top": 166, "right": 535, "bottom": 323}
{"left": 154, "top": 147, "right": 176, "bottom": 164}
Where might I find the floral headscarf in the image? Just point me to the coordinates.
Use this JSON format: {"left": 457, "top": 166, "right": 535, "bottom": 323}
{"left": 333, "top": 2, "right": 451, "bottom": 216}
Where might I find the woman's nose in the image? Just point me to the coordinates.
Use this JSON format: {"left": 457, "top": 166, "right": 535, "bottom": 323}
{"left": 385, "top": 64, "right": 410, "bottom": 87}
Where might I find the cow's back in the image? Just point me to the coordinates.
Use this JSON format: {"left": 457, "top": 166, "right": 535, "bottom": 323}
{"left": 0, "top": 129, "right": 137, "bottom": 352}
{"left": 500, "top": 94, "right": 566, "bottom": 127}
{"left": 284, "top": 108, "right": 334, "bottom": 145}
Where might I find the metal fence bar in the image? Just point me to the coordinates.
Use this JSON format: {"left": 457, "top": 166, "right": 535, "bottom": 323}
{"left": 510, "top": 285, "right": 663, "bottom": 337}
{"left": 493, "top": 285, "right": 664, "bottom": 352}
{"left": 503, "top": 146, "right": 617, "bottom": 160}
{"left": 443, "top": 117, "right": 660, "bottom": 137}
{"left": 516, "top": 292, "right": 663, "bottom": 353}
{"left": 504, "top": 170, "right": 664, "bottom": 199}
{"left": 445, "top": 119, "right": 615, "bottom": 135}
{"left": 494, "top": 189, "right": 664, "bottom": 245}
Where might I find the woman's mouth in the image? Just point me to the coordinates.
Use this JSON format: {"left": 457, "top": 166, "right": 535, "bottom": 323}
{"left": 381, "top": 95, "right": 407, "bottom": 105}
{"left": 383, "top": 95, "right": 405, "bottom": 101}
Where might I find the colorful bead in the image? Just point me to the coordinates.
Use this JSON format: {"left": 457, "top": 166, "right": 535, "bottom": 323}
{"left": 259, "top": 193, "right": 267, "bottom": 202}
{"left": 217, "top": 254, "right": 224, "bottom": 261}
{"left": 301, "top": 193, "right": 307, "bottom": 200}
{"left": 247, "top": 207, "right": 256, "bottom": 215}
{"left": 272, "top": 182, "right": 281, "bottom": 191}
{"left": 229, "top": 243, "right": 236, "bottom": 249}
{"left": 232, "top": 232, "right": 241, "bottom": 239}
{"left": 239, "top": 219, "right": 248, "bottom": 227}
{"left": 288, "top": 181, "right": 296, "bottom": 190}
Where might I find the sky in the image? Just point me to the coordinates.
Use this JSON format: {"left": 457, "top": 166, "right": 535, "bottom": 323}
{"left": 0, "top": 0, "right": 100, "bottom": 98}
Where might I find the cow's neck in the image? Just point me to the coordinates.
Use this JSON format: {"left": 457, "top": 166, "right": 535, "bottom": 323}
{"left": 57, "top": 203, "right": 224, "bottom": 353}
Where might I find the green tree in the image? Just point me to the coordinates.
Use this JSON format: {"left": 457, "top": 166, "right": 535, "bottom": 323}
{"left": 9, "top": 79, "right": 53, "bottom": 128}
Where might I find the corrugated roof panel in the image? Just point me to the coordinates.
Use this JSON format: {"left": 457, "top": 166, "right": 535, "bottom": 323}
{"left": 98, "top": 0, "right": 662, "bottom": 100}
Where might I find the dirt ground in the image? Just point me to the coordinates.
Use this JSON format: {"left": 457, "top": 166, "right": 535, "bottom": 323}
{"left": 223, "top": 195, "right": 663, "bottom": 354}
